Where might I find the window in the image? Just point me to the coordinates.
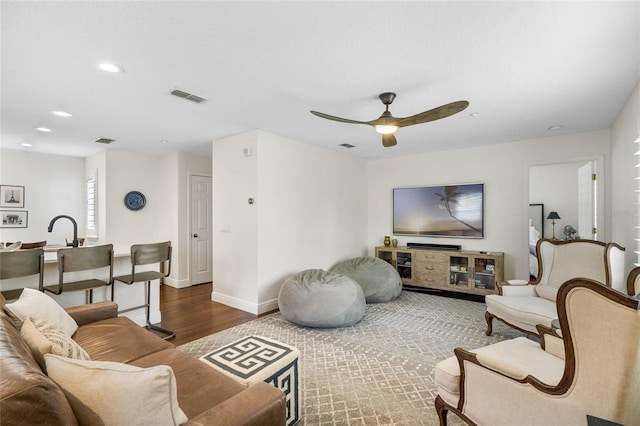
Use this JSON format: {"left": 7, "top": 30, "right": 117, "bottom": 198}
{"left": 86, "top": 176, "right": 97, "bottom": 236}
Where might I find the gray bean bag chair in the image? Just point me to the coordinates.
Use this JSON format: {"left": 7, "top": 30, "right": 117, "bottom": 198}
{"left": 278, "top": 269, "right": 365, "bottom": 328}
{"left": 330, "top": 256, "right": 402, "bottom": 303}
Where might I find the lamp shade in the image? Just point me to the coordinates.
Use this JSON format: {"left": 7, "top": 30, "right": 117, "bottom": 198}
{"left": 547, "top": 211, "right": 561, "bottom": 220}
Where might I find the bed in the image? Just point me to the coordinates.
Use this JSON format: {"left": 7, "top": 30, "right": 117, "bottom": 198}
{"left": 528, "top": 203, "right": 544, "bottom": 279}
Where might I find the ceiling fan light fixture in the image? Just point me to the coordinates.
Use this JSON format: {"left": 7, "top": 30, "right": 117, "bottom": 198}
{"left": 375, "top": 125, "right": 398, "bottom": 135}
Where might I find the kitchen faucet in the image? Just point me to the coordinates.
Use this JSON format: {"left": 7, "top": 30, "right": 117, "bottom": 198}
{"left": 48, "top": 215, "right": 78, "bottom": 248}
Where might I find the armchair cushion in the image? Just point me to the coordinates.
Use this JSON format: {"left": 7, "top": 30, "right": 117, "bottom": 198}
{"left": 435, "top": 337, "right": 565, "bottom": 408}
{"left": 485, "top": 295, "right": 557, "bottom": 334}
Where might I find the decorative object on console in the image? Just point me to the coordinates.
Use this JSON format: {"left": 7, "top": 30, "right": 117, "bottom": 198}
{"left": 124, "top": 190, "right": 146, "bottom": 211}
{"left": 384, "top": 236, "right": 391, "bottom": 246}
{"left": 563, "top": 224, "right": 578, "bottom": 240}
{"left": 0, "top": 185, "right": 25, "bottom": 208}
{"left": 394, "top": 183, "right": 484, "bottom": 238}
{"left": 391, "top": 239, "right": 398, "bottom": 247}
{"left": 547, "top": 211, "right": 561, "bottom": 239}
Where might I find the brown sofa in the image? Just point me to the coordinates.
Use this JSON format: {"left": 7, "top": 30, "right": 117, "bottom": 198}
{"left": 0, "top": 294, "right": 286, "bottom": 425}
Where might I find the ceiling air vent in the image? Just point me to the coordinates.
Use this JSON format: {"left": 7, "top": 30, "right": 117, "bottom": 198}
{"left": 94, "top": 137, "right": 115, "bottom": 144}
{"left": 170, "top": 89, "right": 207, "bottom": 104}
{"left": 340, "top": 143, "right": 356, "bottom": 148}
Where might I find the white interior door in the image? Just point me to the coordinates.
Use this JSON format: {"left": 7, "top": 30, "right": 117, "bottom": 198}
{"left": 578, "top": 161, "right": 596, "bottom": 240}
{"left": 190, "top": 175, "right": 212, "bottom": 285}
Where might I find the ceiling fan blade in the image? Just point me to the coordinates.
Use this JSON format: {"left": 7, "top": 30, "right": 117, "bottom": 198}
{"left": 310, "top": 110, "right": 372, "bottom": 126}
{"left": 394, "top": 100, "right": 469, "bottom": 128}
{"left": 382, "top": 133, "right": 397, "bottom": 147}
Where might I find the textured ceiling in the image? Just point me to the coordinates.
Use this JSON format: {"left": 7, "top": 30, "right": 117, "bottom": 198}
{"left": 1, "top": 1, "right": 639, "bottom": 160}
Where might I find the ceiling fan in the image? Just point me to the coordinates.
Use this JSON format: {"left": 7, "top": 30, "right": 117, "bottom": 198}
{"left": 310, "top": 93, "right": 469, "bottom": 147}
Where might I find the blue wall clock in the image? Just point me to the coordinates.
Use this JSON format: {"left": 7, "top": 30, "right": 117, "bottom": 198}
{"left": 124, "top": 191, "right": 146, "bottom": 211}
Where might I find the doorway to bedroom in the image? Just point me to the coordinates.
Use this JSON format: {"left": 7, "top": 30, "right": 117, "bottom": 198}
{"left": 527, "top": 157, "right": 602, "bottom": 279}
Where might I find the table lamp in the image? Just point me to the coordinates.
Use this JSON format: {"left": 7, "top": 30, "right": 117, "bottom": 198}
{"left": 547, "top": 211, "right": 561, "bottom": 240}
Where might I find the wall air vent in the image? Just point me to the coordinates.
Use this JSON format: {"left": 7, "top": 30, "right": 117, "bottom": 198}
{"left": 94, "top": 137, "right": 115, "bottom": 144}
{"left": 170, "top": 89, "right": 207, "bottom": 104}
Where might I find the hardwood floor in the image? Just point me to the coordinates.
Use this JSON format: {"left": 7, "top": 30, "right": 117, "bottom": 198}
{"left": 154, "top": 282, "right": 258, "bottom": 346}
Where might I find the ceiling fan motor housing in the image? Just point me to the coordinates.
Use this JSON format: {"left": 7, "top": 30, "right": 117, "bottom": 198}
{"left": 379, "top": 92, "right": 396, "bottom": 105}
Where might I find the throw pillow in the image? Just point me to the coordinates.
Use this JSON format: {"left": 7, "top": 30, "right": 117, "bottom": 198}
{"left": 5, "top": 288, "right": 78, "bottom": 336}
{"left": 20, "top": 317, "right": 53, "bottom": 371}
{"left": 26, "top": 317, "right": 90, "bottom": 362}
{"left": 45, "top": 355, "right": 188, "bottom": 426}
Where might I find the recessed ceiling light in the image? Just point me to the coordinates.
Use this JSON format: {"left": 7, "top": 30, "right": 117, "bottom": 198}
{"left": 98, "top": 63, "right": 124, "bottom": 73}
{"left": 548, "top": 125, "right": 564, "bottom": 131}
{"left": 469, "top": 112, "right": 479, "bottom": 117}
{"left": 21, "top": 143, "right": 33, "bottom": 147}
{"left": 51, "top": 110, "right": 72, "bottom": 118}
{"left": 35, "top": 127, "right": 52, "bottom": 132}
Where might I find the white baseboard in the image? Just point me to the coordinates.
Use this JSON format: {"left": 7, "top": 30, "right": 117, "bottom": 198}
{"left": 211, "top": 292, "right": 278, "bottom": 315}
{"left": 163, "top": 277, "right": 191, "bottom": 289}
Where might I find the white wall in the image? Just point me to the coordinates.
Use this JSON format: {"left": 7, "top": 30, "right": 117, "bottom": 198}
{"left": 366, "top": 129, "right": 611, "bottom": 280}
{"left": 212, "top": 131, "right": 259, "bottom": 311}
{"left": 256, "top": 131, "right": 367, "bottom": 308}
{"left": 212, "top": 130, "right": 368, "bottom": 314}
{"left": 0, "top": 149, "right": 85, "bottom": 245}
{"left": 610, "top": 80, "right": 640, "bottom": 273}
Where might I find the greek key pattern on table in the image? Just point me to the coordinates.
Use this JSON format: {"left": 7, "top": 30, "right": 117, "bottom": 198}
{"left": 201, "top": 335, "right": 294, "bottom": 379}
{"left": 264, "top": 358, "right": 299, "bottom": 426}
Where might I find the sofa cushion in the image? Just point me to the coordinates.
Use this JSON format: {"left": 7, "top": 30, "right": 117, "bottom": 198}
{"left": 21, "top": 318, "right": 90, "bottom": 371}
{"left": 0, "top": 309, "right": 78, "bottom": 426}
{"left": 45, "top": 354, "right": 188, "bottom": 426}
{"left": 73, "top": 316, "right": 173, "bottom": 363}
{"left": 130, "top": 348, "right": 246, "bottom": 419}
{"left": 5, "top": 288, "right": 78, "bottom": 336}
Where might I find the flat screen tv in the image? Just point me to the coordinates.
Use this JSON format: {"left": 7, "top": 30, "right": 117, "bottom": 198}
{"left": 393, "top": 183, "right": 484, "bottom": 238}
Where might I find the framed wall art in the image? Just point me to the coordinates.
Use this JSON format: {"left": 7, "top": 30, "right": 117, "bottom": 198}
{"left": 0, "top": 185, "right": 25, "bottom": 208}
{"left": 1, "top": 210, "right": 28, "bottom": 228}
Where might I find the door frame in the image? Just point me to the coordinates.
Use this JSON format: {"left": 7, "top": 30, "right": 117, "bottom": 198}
{"left": 523, "top": 154, "right": 605, "bottom": 278}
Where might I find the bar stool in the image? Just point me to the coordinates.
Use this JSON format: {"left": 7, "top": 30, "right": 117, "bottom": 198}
{"left": 0, "top": 248, "right": 44, "bottom": 301}
{"left": 43, "top": 244, "right": 114, "bottom": 303}
{"left": 112, "top": 241, "right": 174, "bottom": 340}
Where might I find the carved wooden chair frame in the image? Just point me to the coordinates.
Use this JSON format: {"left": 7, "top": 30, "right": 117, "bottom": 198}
{"left": 436, "top": 278, "right": 639, "bottom": 426}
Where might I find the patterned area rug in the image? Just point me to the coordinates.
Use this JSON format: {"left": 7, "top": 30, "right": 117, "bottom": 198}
{"left": 178, "top": 290, "right": 523, "bottom": 425}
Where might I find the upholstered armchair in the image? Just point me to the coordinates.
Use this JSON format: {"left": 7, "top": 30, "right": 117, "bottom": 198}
{"left": 485, "top": 239, "right": 625, "bottom": 336}
{"left": 435, "top": 279, "right": 640, "bottom": 426}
